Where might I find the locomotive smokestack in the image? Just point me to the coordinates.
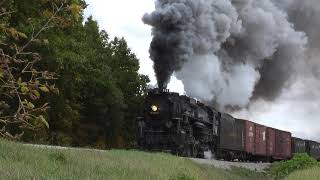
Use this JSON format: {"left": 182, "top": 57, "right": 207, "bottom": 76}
{"left": 142, "top": 0, "right": 320, "bottom": 110}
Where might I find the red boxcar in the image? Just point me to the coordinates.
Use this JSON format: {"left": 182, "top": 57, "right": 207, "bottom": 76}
{"left": 274, "top": 129, "right": 292, "bottom": 159}
{"left": 255, "top": 124, "right": 267, "bottom": 155}
{"left": 243, "top": 120, "right": 255, "bottom": 154}
{"left": 241, "top": 120, "right": 267, "bottom": 156}
{"left": 240, "top": 119, "right": 292, "bottom": 160}
{"left": 266, "top": 128, "right": 276, "bottom": 157}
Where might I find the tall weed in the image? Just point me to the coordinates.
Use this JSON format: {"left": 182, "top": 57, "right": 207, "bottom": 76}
{"left": 269, "top": 153, "right": 318, "bottom": 179}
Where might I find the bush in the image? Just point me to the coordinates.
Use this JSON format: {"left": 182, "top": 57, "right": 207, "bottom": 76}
{"left": 269, "top": 153, "right": 318, "bottom": 179}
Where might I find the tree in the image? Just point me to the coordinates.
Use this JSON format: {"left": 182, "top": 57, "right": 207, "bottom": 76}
{"left": 43, "top": 17, "right": 149, "bottom": 148}
{"left": 1, "top": 0, "right": 149, "bottom": 148}
{"left": 109, "top": 37, "right": 150, "bottom": 145}
{"left": 0, "top": 0, "right": 81, "bottom": 139}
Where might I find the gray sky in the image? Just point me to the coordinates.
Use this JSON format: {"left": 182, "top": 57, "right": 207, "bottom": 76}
{"left": 84, "top": 0, "right": 184, "bottom": 93}
{"left": 84, "top": 0, "right": 320, "bottom": 141}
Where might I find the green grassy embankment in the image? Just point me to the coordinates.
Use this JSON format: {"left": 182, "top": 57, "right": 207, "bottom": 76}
{"left": 0, "top": 140, "right": 268, "bottom": 180}
{"left": 269, "top": 153, "right": 320, "bottom": 180}
{"left": 3, "top": 139, "right": 319, "bottom": 180}
{"left": 284, "top": 166, "right": 320, "bottom": 180}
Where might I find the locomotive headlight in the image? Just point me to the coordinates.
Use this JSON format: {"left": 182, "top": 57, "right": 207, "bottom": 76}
{"left": 151, "top": 105, "right": 158, "bottom": 112}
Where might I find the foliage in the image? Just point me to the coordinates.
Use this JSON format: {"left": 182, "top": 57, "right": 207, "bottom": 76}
{"left": 0, "top": 0, "right": 80, "bottom": 139}
{"left": 269, "top": 153, "right": 318, "bottom": 179}
{"left": 41, "top": 16, "right": 149, "bottom": 148}
{"left": 0, "top": 0, "right": 149, "bottom": 147}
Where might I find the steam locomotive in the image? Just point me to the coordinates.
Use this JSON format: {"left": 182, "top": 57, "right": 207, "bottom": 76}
{"left": 136, "top": 88, "right": 320, "bottom": 161}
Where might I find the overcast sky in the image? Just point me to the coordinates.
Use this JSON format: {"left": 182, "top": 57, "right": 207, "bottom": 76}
{"left": 84, "top": 0, "right": 184, "bottom": 93}
{"left": 84, "top": 0, "right": 320, "bottom": 141}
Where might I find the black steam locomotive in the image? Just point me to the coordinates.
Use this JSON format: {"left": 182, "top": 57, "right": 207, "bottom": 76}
{"left": 137, "top": 88, "right": 320, "bottom": 161}
{"left": 137, "top": 88, "right": 219, "bottom": 157}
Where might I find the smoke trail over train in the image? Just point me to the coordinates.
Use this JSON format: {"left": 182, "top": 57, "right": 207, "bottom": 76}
{"left": 143, "top": 0, "right": 319, "bottom": 110}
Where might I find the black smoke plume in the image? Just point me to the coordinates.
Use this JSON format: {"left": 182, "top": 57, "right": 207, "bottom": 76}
{"left": 143, "top": 0, "right": 319, "bottom": 110}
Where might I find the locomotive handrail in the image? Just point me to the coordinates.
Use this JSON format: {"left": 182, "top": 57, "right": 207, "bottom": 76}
{"left": 181, "top": 113, "right": 214, "bottom": 125}
{"left": 136, "top": 117, "right": 144, "bottom": 120}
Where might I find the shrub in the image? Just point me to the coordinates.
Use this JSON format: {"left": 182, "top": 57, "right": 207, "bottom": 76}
{"left": 269, "top": 153, "right": 318, "bottom": 179}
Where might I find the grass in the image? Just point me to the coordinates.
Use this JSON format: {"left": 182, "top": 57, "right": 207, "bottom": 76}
{"left": 269, "top": 153, "right": 319, "bottom": 179}
{"left": 0, "top": 140, "right": 269, "bottom": 180}
{"left": 285, "top": 166, "right": 320, "bottom": 180}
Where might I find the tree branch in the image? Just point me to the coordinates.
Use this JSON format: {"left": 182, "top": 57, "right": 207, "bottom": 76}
{"left": 17, "top": 1, "right": 66, "bottom": 55}
{"left": 0, "top": 11, "right": 15, "bottom": 17}
{"left": 0, "top": 0, "right": 64, "bottom": 140}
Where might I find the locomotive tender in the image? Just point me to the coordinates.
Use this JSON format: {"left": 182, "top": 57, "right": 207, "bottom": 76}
{"left": 137, "top": 88, "right": 320, "bottom": 161}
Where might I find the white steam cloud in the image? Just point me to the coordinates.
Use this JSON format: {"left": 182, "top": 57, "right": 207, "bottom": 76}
{"left": 175, "top": 54, "right": 260, "bottom": 107}
{"left": 143, "top": 0, "right": 309, "bottom": 109}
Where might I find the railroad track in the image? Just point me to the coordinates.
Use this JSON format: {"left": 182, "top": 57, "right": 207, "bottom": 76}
{"left": 190, "top": 158, "right": 271, "bottom": 172}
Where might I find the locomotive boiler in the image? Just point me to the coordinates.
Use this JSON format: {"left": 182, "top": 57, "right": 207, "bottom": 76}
{"left": 136, "top": 88, "right": 219, "bottom": 157}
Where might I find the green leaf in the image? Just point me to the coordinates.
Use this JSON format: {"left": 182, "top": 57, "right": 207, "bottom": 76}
{"left": 69, "top": 4, "right": 81, "bottom": 20}
{"left": 17, "top": 32, "right": 28, "bottom": 39}
{"left": 6, "top": 28, "right": 27, "bottom": 40}
{"left": 42, "top": 10, "right": 53, "bottom": 18}
{"left": 20, "top": 86, "right": 29, "bottom": 94}
{"left": 32, "top": 39, "right": 42, "bottom": 44}
{"left": 27, "top": 102, "right": 35, "bottom": 109}
{"left": 39, "top": 86, "right": 50, "bottom": 93}
{"left": 20, "top": 82, "right": 27, "bottom": 86}
{"left": 43, "top": 39, "right": 49, "bottom": 44}
{"left": 31, "top": 90, "right": 41, "bottom": 98}
{"left": 38, "top": 115, "right": 49, "bottom": 129}
{"left": 7, "top": 27, "right": 18, "bottom": 37}
{"left": 0, "top": 24, "right": 5, "bottom": 30}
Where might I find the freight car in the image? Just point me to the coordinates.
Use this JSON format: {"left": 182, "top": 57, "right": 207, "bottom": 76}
{"left": 137, "top": 88, "right": 320, "bottom": 162}
{"left": 291, "top": 138, "right": 320, "bottom": 160}
{"left": 219, "top": 119, "right": 291, "bottom": 161}
{"left": 216, "top": 114, "right": 244, "bottom": 160}
{"left": 306, "top": 141, "right": 320, "bottom": 160}
{"left": 291, "top": 137, "right": 306, "bottom": 154}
